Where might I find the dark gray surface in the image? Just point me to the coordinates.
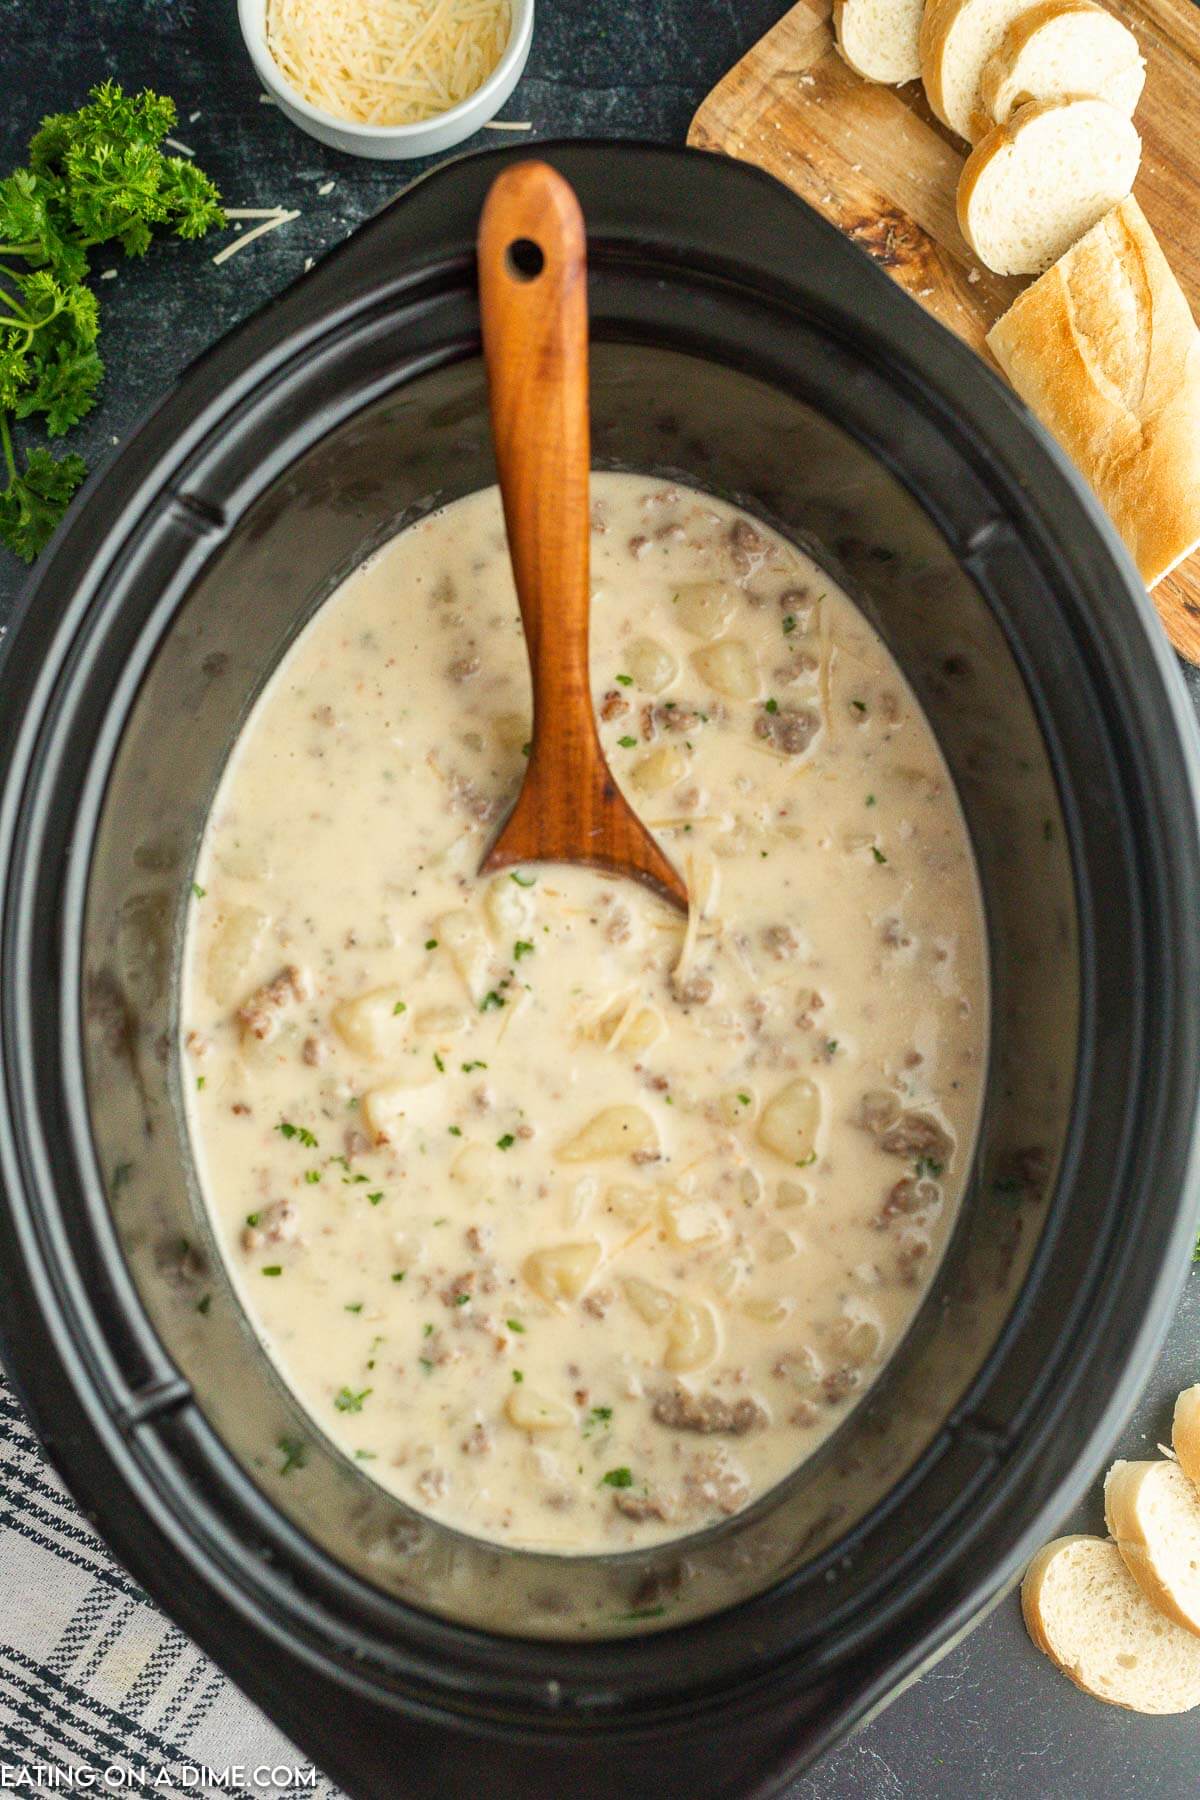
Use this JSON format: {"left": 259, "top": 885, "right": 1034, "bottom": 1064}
{"left": 0, "top": 2, "right": 1197, "bottom": 1794}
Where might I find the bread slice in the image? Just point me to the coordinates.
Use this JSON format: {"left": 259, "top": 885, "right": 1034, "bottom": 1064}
{"left": 834, "top": 0, "right": 923, "bottom": 84}
{"left": 958, "top": 97, "right": 1141, "bottom": 276}
{"left": 974, "top": 0, "right": 1145, "bottom": 139}
{"left": 1176, "top": 1386, "right": 1200, "bottom": 1486}
{"left": 1105, "top": 1460, "right": 1200, "bottom": 1637}
{"left": 921, "top": 0, "right": 1042, "bottom": 141}
{"left": 987, "top": 196, "right": 1200, "bottom": 586}
{"left": 1021, "top": 1535, "right": 1200, "bottom": 1711}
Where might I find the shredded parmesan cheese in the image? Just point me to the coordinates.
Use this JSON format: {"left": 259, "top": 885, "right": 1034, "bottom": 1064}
{"left": 212, "top": 209, "right": 301, "bottom": 265}
{"left": 265, "top": 0, "right": 513, "bottom": 127}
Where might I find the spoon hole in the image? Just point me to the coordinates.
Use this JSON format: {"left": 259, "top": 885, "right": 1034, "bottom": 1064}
{"left": 506, "top": 237, "right": 545, "bottom": 281}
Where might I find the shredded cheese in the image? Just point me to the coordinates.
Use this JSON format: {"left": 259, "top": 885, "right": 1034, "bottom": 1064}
{"left": 212, "top": 210, "right": 301, "bottom": 265}
{"left": 265, "top": 0, "right": 513, "bottom": 127}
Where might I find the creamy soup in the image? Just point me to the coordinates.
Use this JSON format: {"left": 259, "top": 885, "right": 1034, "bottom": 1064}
{"left": 182, "top": 473, "right": 987, "bottom": 1553}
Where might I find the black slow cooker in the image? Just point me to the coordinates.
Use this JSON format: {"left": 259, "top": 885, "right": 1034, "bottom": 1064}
{"left": 2, "top": 144, "right": 1199, "bottom": 1799}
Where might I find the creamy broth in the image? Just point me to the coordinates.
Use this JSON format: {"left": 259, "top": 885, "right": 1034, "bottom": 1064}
{"left": 182, "top": 474, "right": 987, "bottom": 1553}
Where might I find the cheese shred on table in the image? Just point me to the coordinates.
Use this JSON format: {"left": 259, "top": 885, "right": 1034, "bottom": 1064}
{"left": 265, "top": 0, "right": 513, "bottom": 126}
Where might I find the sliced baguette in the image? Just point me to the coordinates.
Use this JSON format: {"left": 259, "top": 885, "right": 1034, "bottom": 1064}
{"left": 834, "top": 0, "right": 924, "bottom": 84}
{"left": 1176, "top": 1386, "right": 1200, "bottom": 1486}
{"left": 958, "top": 97, "right": 1141, "bottom": 277}
{"left": 921, "top": 0, "right": 1043, "bottom": 141}
{"left": 973, "top": 0, "right": 1145, "bottom": 139}
{"left": 1021, "top": 1535, "right": 1200, "bottom": 1712}
{"left": 987, "top": 196, "right": 1200, "bottom": 586}
{"left": 1105, "top": 1460, "right": 1200, "bottom": 1638}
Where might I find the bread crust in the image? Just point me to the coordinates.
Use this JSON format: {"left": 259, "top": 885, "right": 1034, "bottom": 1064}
{"left": 919, "top": 0, "right": 966, "bottom": 133}
{"left": 1175, "top": 1386, "right": 1200, "bottom": 1486}
{"left": 972, "top": 0, "right": 1144, "bottom": 140}
{"left": 987, "top": 195, "right": 1200, "bottom": 586}
{"left": 1105, "top": 1459, "right": 1200, "bottom": 1637}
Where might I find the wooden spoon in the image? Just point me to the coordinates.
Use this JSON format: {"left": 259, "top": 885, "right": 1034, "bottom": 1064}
{"left": 476, "top": 161, "right": 689, "bottom": 912}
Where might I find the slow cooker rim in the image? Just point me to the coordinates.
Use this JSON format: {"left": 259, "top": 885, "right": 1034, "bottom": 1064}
{"left": 2, "top": 141, "right": 1200, "bottom": 1764}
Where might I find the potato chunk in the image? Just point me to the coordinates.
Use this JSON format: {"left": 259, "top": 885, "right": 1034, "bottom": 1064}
{"left": 523, "top": 1241, "right": 602, "bottom": 1305}
{"left": 363, "top": 1081, "right": 415, "bottom": 1145}
{"left": 659, "top": 1189, "right": 727, "bottom": 1249}
{"left": 664, "top": 1299, "right": 720, "bottom": 1372}
{"left": 758, "top": 1079, "right": 821, "bottom": 1165}
{"left": 206, "top": 904, "right": 268, "bottom": 1005}
{"left": 505, "top": 1388, "right": 574, "bottom": 1432}
{"left": 630, "top": 745, "right": 688, "bottom": 795}
{"left": 558, "top": 1106, "right": 659, "bottom": 1163}
{"left": 484, "top": 874, "right": 534, "bottom": 939}
{"left": 332, "top": 986, "right": 410, "bottom": 1061}
{"left": 691, "top": 638, "right": 760, "bottom": 700}
{"left": 673, "top": 581, "right": 738, "bottom": 640}
{"left": 436, "top": 908, "right": 493, "bottom": 1004}
{"left": 623, "top": 1276, "right": 674, "bottom": 1323}
{"left": 624, "top": 635, "right": 678, "bottom": 694}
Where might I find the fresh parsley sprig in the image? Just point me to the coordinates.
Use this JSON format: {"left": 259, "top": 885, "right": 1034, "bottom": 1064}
{"left": 0, "top": 81, "right": 224, "bottom": 562}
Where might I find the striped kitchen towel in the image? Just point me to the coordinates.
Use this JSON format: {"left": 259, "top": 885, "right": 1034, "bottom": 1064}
{"left": 0, "top": 1369, "right": 341, "bottom": 1797}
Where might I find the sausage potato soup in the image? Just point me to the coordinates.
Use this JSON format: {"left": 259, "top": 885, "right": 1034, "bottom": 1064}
{"left": 182, "top": 473, "right": 988, "bottom": 1553}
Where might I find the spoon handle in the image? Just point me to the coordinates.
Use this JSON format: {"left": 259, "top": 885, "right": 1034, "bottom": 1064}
{"left": 478, "top": 160, "right": 595, "bottom": 767}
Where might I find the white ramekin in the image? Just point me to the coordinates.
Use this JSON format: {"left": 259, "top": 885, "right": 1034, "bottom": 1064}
{"left": 237, "top": 0, "right": 535, "bottom": 160}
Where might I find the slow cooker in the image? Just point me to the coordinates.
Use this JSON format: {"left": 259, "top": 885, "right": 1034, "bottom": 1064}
{"left": 2, "top": 143, "right": 1199, "bottom": 1798}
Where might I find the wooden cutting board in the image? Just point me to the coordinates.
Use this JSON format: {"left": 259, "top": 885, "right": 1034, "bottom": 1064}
{"left": 689, "top": 0, "right": 1200, "bottom": 661}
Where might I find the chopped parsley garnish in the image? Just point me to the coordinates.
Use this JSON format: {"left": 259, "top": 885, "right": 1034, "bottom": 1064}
{"left": 354, "top": 1449, "right": 377, "bottom": 1461}
{"left": 797, "top": 1151, "right": 818, "bottom": 1168}
{"left": 480, "top": 990, "right": 506, "bottom": 1011}
{"left": 454, "top": 1293, "right": 470, "bottom": 1307}
{"left": 915, "top": 1157, "right": 944, "bottom": 1181}
{"left": 433, "top": 1052, "right": 445, "bottom": 1072}
{"left": 583, "top": 1406, "right": 613, "bottom": 1437}
{"left": 344, "top": 1302, "right": 363, "bottom": 1314}
{"left": 461, "top": 1059, "right": 488, "bottom": 1072}
{"left": 195, "top": 1075, "right": 205, "bottom": 1091}
{"left": 448, "top": 1125, "right": 462, "bottom": 1137}
{"left": 304, "top": 1168, "right": 321, "bottom": 1184}
{"left": 191, "top": 882, "right": 206, "bottom": 900}
{"left": 866, "top": 793, "right": 876, "bottom": 807}
{"left": 617, "top": 734, "right": 637, "bottom": 748}
{"left": 391, "top": 1271, "right": 406, "bottom": 1283}
{"left": 851, "top": 698, "right": 867, "bottom": 713}
{"left": 826, "top": 1040, "right": 839, "bottom": 1055}
{"left": 367, "top": 1191, "right": 383, "bottom": 1206}
{"left": 334, "top": 1386, "right": 371, "bottom": 1413}
{"left": 513, "top": 940, "right": 534, "bottom": 960}
{"left": 506, "top": 1318, "right": 526, "bottom": 1333}
{"left": 871, "top": 846, "right": 887, "bottom": 864}
{"left": 261, "top": 1265, "right": 282, "bottom": 1278}
{"left": 510, "top": 871, "right": 536, "bottom": 887}
{"left": 423, "top": 1322, "right": 434, "bottom": 1337}
{"left": 425, "top": 938, "right": 438, "bottom": 949}
{"left": 392, "top": 1000, "right": 407, "bottom": 1015}
{"left": 512, "top": 1369, "right": 524, "bottom": 1383}
{"left": 419, "top": 1357, "right": 435, "bottom": 1373}
{"left": 195, "top": 1293, "right": 211, "bottom": 1316}
{"left": 601, "top": 1467, "right": 633, "bottom": 1489}
{"left": 245, "top": 1211, "right": 260, "bottom": 1228}
{"left": 615, "top": 673, "right": 633, "bottom": 686}
{"left": 782, "top": 615, "right": 796, "bottom": 635}
{"left": 277, "top": 1121, "right": 318, "bottom": 1148}
{"left": 764, "top": 698, "right": 779, "bottom": 714}
{"left": 277, "top": 1435, "right": 307, "bottom": 1476}
{"left": 496, "top": 1133, "right": 516, "bottom": 1151}
{"left": 736, "top": 1092, "right": 751, "bottom": 1106}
